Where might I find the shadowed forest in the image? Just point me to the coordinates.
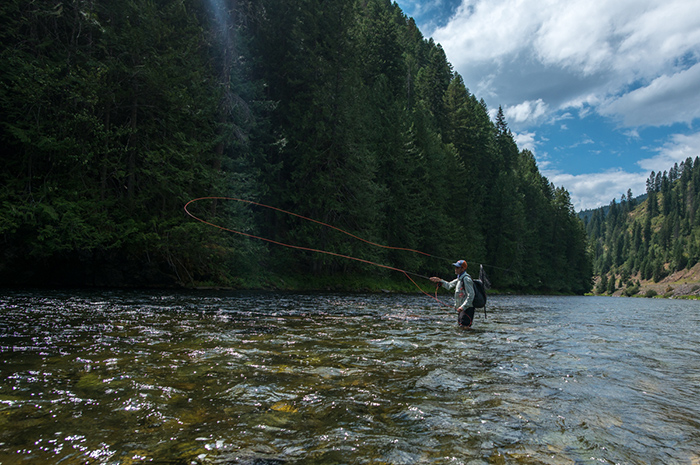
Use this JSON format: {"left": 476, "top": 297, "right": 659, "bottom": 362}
{"left": 0, "top": 0, "right": 592, "bottom": 292}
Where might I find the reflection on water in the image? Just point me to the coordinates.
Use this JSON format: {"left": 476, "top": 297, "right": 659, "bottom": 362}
{"left": 1, "top": 290, "right": 699, "bottom": 464}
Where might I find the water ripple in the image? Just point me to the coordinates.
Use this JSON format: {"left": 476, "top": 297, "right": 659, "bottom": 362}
{"left": 1, "top": 291, "right": 699, "bottom": 463}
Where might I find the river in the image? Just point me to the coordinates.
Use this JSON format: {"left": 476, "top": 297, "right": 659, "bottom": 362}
{"left": 0, "top": 290, "right": 699, "bottom": 464}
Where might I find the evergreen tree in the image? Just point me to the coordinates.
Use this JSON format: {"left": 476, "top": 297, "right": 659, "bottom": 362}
{"left": 0, "top": 0, "right": 594, "bottom": 291}
{"left": 607, "top": 274, "right": 616, "bottom": 294}
{"left": 0, "top": 0, "right": 262, "bottom": 285}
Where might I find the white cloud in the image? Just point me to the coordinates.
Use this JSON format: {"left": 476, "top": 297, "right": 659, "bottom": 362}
{"left": 544, "top": 168, "right": 648, "bottom": 211}
{"left": 638, "top": 131, "right": 700, "bottom": 172}
{"left": 625, "top": 129, "right": 640, "bottom": 139}
{"left": 614, "top": 0, "right": 700, "bottom": 75}
{"left": 551, "top": 112, "right": 574, "bottom": 127}
{"left": 533, "top": 0, "right": 632, "bottom": 75}
{"left": 432, "top": 0, "right": 700, "bottom": 128}
{"left": 504, "top": 99, "right": 548, "bottom": 125}
{"left": 513, "top": 131, "right": 538, "bottom": 153}
{"left": 435, "top": 0, "right": 539, "bottom": 65}
{"left": 599, "top": 63, "right": 700, "bottom": 127}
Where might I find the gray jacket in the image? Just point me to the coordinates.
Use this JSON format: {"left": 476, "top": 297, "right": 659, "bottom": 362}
{"left": 441, "top": 272, "right": 475, "bottom": 311}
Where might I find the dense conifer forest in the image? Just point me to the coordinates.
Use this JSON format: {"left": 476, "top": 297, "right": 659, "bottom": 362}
{"left": 0, "top": 0, "right": 592, "bottom": 293}
{"left": 585, "top": 158, "right": 700, "bottom": 296}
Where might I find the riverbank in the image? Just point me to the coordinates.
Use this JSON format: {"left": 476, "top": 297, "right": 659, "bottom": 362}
{"left": 197, "top": 272, "right": 440, "bottom": 294}
{"left": 604, "top": 262, "right": 700, "bottom": 299}
{"left": 195, "top": 271, "right": 575, "bottom": 297}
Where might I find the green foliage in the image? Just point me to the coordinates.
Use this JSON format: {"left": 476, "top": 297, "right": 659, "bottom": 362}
{"left": 0, "top": 0, "right": 262, "bottom": 285}
{"left": 623, "top": 280, "right": 640, "bottom": 297}
{"left": 586, "top": 158, "right": 700, "bottom": 293}
{"left": 607, "top": 276, "right": 617, "bottom": 294}
{"left": 0, "top": 0, "right": 592, "bottom": 292}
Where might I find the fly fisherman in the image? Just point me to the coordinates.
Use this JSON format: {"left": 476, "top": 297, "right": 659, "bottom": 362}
{"left": 430, "top": 260, "right": 475, "bottom": 328}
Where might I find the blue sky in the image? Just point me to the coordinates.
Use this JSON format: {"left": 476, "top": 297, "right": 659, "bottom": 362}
{"left": 393, "top": 0, "right": 700, "bottom": 211}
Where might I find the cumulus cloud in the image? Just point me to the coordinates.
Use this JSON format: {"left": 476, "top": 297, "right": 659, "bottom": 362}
{"left": 544, "top": 169, "right": 648, "bottom": 211}
{"left": 513, "top": 131, "right": 538, "bottom": 154}
{"left": 504, "top": 99, "right": 548, "bottom": 125}
{"left": 432, "top": 0, "right": 700, "bottom": 126}
{"left": 533, "top": 0, "right": 628, "bottom": 75}
{"left": 434, "top": 0, "right": 537, "bottom": 65}
{"left": 638, "top": 131, "right": 700, "bottom": 172}
{"left": 599, "top": 63, "right": 700, "bottom": 127}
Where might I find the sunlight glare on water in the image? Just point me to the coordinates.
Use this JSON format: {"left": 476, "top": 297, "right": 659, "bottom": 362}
{"left": 1, "top": 290, "right": 699, "bottom": 464}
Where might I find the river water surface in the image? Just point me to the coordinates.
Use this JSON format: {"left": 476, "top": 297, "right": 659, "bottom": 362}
{"left": 1, "top": 290, "right": 699, "bottom": 464}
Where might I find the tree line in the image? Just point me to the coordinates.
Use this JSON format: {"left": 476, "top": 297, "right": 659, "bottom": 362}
{"left": 0, "top": 0, "right": 591, "bottom": 293}
{"left": 585, "top": 158, "right": 700, "bottom": 295}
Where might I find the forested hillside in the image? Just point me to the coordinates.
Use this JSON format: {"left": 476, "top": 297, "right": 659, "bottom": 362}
{"left": 0, "top": 0, "right": 591, "bottom": 293}
{"left": 585, "top": 158, "right": 700, "bottom": 296}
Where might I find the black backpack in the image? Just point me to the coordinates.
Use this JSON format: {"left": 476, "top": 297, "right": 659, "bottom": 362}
{"left": 460, "top": 274, "right": 486, "bottom": 309}
{"left": 472, "top": 279, "right": 487, "bottom": 308}
{"left": 464, "top": 264, "right": 490, "bottom": 318}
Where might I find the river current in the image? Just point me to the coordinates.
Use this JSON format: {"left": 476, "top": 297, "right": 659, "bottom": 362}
{"left": 0, "top": 290, "right": 698, "bottom": 464}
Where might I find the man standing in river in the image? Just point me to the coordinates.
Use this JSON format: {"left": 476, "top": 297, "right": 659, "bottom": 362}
{"left": 430, "top": 260, "right": 476, "bottom": 328}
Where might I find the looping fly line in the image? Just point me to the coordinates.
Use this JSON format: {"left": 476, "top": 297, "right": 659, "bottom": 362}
{"left": 184, "top": 197, "right": 450, "bottom": 306}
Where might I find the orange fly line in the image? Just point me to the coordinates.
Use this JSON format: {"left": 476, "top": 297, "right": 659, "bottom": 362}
{"left": 184, "top": 197, "right": 450, "bottom": 306}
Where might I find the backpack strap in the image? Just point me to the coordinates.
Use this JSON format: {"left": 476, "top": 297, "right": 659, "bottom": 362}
{"left": 460, "top": 273, "right": 473, "bottom": 305}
